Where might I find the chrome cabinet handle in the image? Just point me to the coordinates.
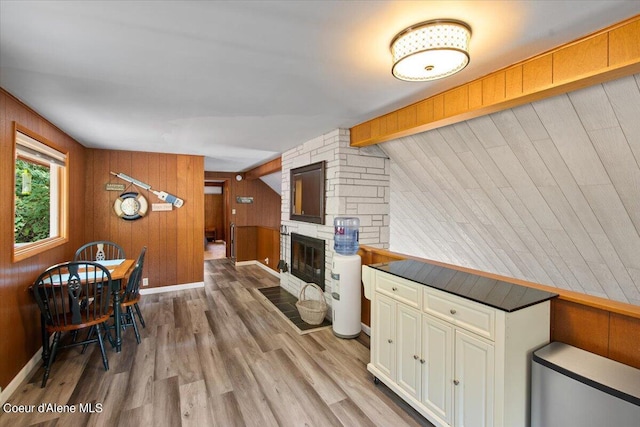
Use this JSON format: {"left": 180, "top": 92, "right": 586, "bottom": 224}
{"left": 420, "top": 359, "right": 425, "bottom": 364}
{"left": 450, "top": 309, "right": 457, "bottom": 315}
{"left": 453, "top": 379, "right": 460, "bottom": 385}
{"left": 392, "top": 287, "right": 398, "bottom": 291}
{"left": 388, "top": 339, "right": 393, "bottom": 343}
{"left": 413, "top": 355, "right": 419, "bottom": 360}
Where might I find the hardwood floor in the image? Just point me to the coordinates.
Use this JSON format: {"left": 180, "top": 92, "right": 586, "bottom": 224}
{"left": 204, "top": 241, "right": 226, "bottom": 261}
{"left": 0, "top": 260, "right": 432, "bottom": 427}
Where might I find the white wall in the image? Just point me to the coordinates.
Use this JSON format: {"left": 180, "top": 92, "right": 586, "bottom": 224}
{"left": 382, "top": 73, "right": 640, "bottom": 306}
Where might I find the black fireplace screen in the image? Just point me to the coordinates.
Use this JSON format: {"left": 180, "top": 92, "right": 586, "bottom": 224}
{"left": 290, "top": 233, "right": 325, "bottom": 290}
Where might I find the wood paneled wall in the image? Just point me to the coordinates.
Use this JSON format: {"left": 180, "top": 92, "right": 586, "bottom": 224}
{"left": 257, "top": 226, "right": 280, "bottom": 272}
{"left": 0, "top": 89, "right": 88, "bottom": 389}
{"left": 84, "top": 149, "right": 204, "bottom": 289}
{"left": 358, "top": 245, "right": 640, "bottom": 369}
{"left": 205, "top": 193, "right": 224, "bottom": 241}
{"left": 236, "top": 226, "right": 257, "bottom": 262}
{"left": 232, "top": 177, "right": 281, "bottom": 229}
{"left": 236, "top": 226, "right": 280, "bottom": 272}
{"left": 205, "top": 171, "right": 281, "bottom": 261}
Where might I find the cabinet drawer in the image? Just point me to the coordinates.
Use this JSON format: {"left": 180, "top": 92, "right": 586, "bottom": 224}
{"left": 376, "top": 274, "right": 421, "bottom": 308}
{"left": 423, "top": 289, "right": 495, "bottom": 340}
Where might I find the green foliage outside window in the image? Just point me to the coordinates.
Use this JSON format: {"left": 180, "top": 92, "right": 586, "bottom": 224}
{"left": 15, "top": 159, "right": 51, "bottom": 243}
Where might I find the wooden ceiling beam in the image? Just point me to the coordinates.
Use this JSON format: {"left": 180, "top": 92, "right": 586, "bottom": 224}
{"left": 245, "top": 157, "right": 282, "bottom": 180}
{"left": 350, "top": 14, "right": 640, "bottom": 147}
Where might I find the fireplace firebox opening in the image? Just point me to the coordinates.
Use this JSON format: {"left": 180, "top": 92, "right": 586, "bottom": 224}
{"left": 290, "top": 233, "right": 325, "bottom": 291}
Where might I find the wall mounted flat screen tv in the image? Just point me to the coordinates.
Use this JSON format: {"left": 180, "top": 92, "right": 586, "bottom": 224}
{"left": 290, "top": 161, "right": 325, "bottom": 224}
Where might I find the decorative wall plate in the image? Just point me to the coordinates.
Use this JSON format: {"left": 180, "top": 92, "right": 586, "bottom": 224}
{"left": 113, "top": 191, "right": 148, "bottom": 220}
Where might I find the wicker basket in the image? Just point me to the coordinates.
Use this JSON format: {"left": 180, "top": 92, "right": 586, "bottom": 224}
{"left": 296, "top": 283, "right": 327, "bottom": 325}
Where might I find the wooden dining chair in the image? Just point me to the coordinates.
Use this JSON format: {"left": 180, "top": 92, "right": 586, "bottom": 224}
{"left": 74, "top": 240, "right": 125, "bottom": 261}
{"left": 119, "top": 246, "right": 147, "bottom": 343}
{"left": 31, "top": 261, "right": 114, "bottom": 387}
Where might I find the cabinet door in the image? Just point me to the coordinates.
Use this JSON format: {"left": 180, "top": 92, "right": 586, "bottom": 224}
{"left": 454, "top": 330, "right": 494, "bottom": 427}
{"left": 372, "top": 293, "right": 396, "bottom": 380}
{"left": 422, "top": 315, "right": 454, "bottom": 425}
{"left": 397, "top": 304, "right": 421, "bottom": 398}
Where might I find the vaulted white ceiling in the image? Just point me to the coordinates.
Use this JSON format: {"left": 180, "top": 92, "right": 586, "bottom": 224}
{"left": 384, "top": 74, "right": 640, "bottom": 305}
{"left": 2, "top": 1, "right": 640, "bottom": 171}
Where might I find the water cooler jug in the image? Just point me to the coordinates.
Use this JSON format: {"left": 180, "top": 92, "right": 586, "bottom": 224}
{"left": 331, "top": 217, "right": 361, "bottom": 339}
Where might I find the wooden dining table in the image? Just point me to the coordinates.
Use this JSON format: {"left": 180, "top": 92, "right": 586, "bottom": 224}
{"left": 39, "top": 258, "right": 135, "bottom": 364}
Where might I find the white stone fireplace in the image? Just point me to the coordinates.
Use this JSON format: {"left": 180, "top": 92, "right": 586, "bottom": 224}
{"left": 279, "top": 128, "right": 390, "bottom": 314}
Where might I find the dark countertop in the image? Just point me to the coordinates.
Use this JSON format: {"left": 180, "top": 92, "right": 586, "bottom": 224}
{"left": 370, "top": 259, "right": 557, "bottom": 312}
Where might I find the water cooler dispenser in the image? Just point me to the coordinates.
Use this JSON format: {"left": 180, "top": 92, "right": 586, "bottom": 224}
{"left": 331, "top": 217, "right": 361, "bottom": 339}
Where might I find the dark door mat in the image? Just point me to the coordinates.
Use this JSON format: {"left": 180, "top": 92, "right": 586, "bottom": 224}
{"left": 257, "top": 286, "right": 332, "bottom": 334}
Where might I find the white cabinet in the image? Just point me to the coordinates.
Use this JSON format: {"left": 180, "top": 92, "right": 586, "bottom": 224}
{"left": 371, "top": 293, "right": 396, "bottom": 380}
{"left": 454, "top": 329, "right": 494, "bottom": 427}
{"left": 422, "top": 315, "right": 453, "bottom": 424}
{"left": 397, "top": 304, "right": 421, "bottom": 398}
{"left": 364, "top": 265, "right": 551, "bottom": 427}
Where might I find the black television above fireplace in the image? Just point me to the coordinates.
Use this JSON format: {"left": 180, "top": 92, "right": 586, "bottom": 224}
{"left": 290, "top": 161, "right": 325, "bottom": 225}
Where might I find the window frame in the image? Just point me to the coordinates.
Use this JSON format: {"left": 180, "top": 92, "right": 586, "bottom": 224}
{"left": 13, "top": 123, "right": 69, "bottom": 262}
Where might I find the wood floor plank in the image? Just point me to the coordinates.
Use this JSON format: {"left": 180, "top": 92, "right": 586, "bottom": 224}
{"left": 179, "top": 380, "right": 213, "bottom": 427}
{"left": 329, "top": 398, "right": 376, "bottom": 427}
{"left": 250, "top": 352, "right": 316, "bottom": 427}
{"left": 268, "top": 348, "right": 343, "bottom": 426}
{"left": 207, "top": 391, "right": 245, "bottom": 427}
{"left": 121, "top": 335, "right": 156, "bottom": 410}
{"left": 194, "top": 331, "right": 233, "bottom": 397}
{"left": 173, "top": 327, "right": 204, "bottom": 386}
{"left": 277, "top": 332, "right": 346, "bottom": 405}
{"left": 116, "top": 403, "right": 154, "bottom": 427}
{"left": 223, "top": 347, "right": 279, "bottom": 427}
{"left": 154, "top": 323, "right": 178, "bottom": 380}
{"left": 152, "top": 376, "right": 182, "bottom": 427}
{"left": 0, "top": 260, "right": 432, "bottom": 427}
{"left": 312, "top": 349, "right": 426, "bottom": 427}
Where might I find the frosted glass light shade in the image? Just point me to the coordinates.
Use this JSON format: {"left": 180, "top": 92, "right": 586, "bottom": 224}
{"left": 391, "top": 20, "right": 471, "bottom": 82}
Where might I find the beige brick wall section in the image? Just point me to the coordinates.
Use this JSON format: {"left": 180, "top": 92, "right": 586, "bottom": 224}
{"left": 279, "top": 128, "right": 390, "bottom": 306}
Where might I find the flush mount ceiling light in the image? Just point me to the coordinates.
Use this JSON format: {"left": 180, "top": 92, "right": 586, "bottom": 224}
{"left": 390, "top": 19, "right": 472, "bottom": 82}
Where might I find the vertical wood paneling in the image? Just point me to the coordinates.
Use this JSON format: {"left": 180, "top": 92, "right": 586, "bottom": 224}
{"left": 550, "top": 299, "right": 609, "bottom": 357}
{"left": 609, "top": 19, "right": 640, "bottom": 67}
{"left": 482, "top": 72, "right": 505, "bottom": 105}
{"left": 165, "top": 155, "right": 179, "bottom": 287}
{"left": 205, "top": 194, "right": 224, "bottom": 239}
{"left": 256, "top": 226, "right": 280, "bottom": 271}
{"left": 505, "top": 66, "right": 523, "bottom": 99}
{"left": 0, "top": 89, "right": 87, "bottom": 389}
{"left": 608, "top": 313, "right": 640, "bottom": 369}
{"left": 236, "top": 226, "right": 257, "bottom": 262}
{"left": 444, "top": 86, "right": 468, "bottom": 117}
{"left": 84, "top": 150, "right": 203, "bottom": 289}
{"left": 553, "top": 34, "right": 609, "bottom": 83}
{"left": 146, "top": 152, "right": 161, "bottom": 287}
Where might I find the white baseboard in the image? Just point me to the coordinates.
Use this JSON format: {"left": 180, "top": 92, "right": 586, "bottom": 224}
{"left": 234, "top": 260, "right": 255, "bottom": 267}
{"left": 361, "top": 322, "right": 371, "bottom": 336}
{"left": 235, "top": 260, "right": 280, "bottom": 278}
{"left": 0, "top": 337, "right": 50, "bottom": 404}
{"left": 140, "top": 281, "right": 204, "bottom": 295}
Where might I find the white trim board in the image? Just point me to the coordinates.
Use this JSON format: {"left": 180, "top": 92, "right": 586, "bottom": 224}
{"left": 0, "top": 336, "right": 52, "bottom": 404}
{"left": 140, "top": 281, "right": 204, "bottom": 295}
{"left": 361, "top": 322, "right": 371, "bottom": 336}
{"left": 235, "top": 260, "right": 280, "bottom": 278}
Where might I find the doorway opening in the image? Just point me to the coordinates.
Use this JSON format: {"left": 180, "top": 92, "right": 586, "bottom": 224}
{"left": 204, "top": 180, "right": 227, "bottom": 260}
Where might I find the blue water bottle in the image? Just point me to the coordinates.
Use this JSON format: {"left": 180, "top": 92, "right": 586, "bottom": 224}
{"left": 334, "top": 217, "right": 360, "bottom": 255}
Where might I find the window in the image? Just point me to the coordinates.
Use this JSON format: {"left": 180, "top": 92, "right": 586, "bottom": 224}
{"left": 13, "top": 124, "right": 68, "bottom": 262}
